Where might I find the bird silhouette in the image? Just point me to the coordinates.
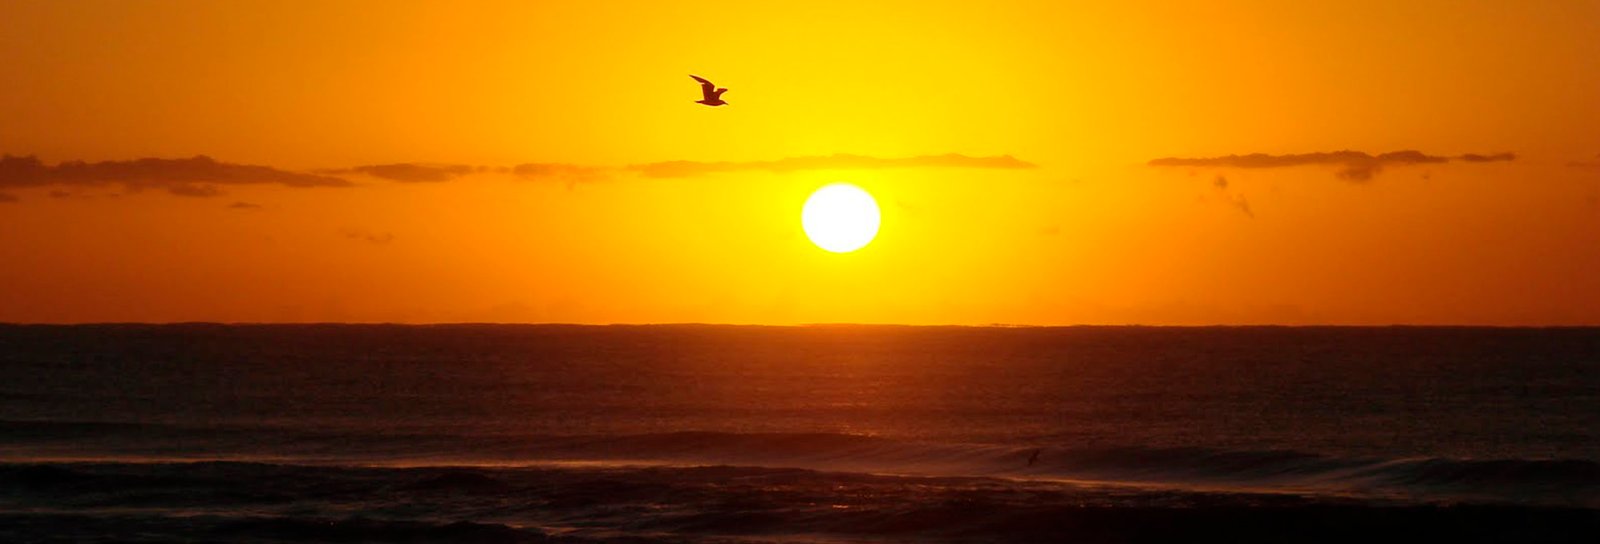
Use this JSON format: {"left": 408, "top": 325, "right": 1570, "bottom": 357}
{"left": 690, "top": 75, "right": 728, "bottom": 106}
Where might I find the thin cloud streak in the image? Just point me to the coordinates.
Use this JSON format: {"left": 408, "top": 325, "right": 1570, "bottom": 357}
{"left": 1458, "top": 153, "right": 1516, "bottom": 163}
{"left": 1568, "top": 154, "right": 1600, "bottom": 168}
{"left": 167, "top": 183, "right": 225, "bottom": 198}
{"left": 512, "top": 163, "right": 611, "bottom": 182}
{"left": 1149, "top": 150, "right": 1515, "bottom": 181}
{"left": 323, "top": 163, "right": 477, "bottom": 183}
{"left": 0, "top": 152, "right": 1037, "bottom": 203}
{"left": 0, "top": 155, "right": 352, "bottom": 192}
{"left": 329, "top": 162, "right": 609, "bottom": 183}
{"left": 628, "top": 153, "right": 1037, "bottom": 178}
{"left": 340, "top": 228, "right": 394, "bottom": 245}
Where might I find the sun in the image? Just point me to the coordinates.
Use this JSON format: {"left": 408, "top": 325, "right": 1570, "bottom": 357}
{"left": 802, "top": 183, "right": 880, "bottom": 253}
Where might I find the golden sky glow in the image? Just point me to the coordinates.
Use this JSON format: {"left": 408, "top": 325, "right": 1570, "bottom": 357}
{"left": 2, "top": 0, "right": 1599, "bottom": 325}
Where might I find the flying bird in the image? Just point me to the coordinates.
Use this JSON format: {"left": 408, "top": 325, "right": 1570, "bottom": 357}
{"left": 690, "top": 75, "right": 728, "bottom": 106}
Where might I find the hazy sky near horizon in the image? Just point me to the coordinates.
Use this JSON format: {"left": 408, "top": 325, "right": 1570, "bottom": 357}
{"left": 2, "top": 0, "right": 1599, "bottom": 325}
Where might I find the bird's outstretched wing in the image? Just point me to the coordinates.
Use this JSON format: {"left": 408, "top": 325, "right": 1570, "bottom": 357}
{"left": 690, "top": 75, "right": 717, "bottom": 99}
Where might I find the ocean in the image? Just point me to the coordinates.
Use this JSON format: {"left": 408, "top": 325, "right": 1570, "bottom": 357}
{"left": 0, "top": 324, "right": 1595, "bottom": 542}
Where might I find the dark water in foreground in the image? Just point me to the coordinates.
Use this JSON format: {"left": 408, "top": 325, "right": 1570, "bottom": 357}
{"left": 0, "top": 324, "right": 1596, "bottom": 542}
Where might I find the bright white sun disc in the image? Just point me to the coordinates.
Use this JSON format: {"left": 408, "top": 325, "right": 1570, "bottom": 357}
{"left": 802, "top": 183, "right": 880, "bottom": 253}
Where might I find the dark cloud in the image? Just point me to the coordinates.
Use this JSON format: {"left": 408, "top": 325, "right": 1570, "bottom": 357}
{"left": 167, "top": 183, "right": 224, "bottom": 198}
{"left": 628, "top": 153, "right": 1037, "bottom": 178}
{"left": 1149, "top": 150, "right": 1515, "bottom": 181}
{"left": 227, "top": 201, "right": 263, "bottom": 210}
{"left": 0, "top": 192, "right": 17, "bottom": 203}
{"left": 1205, "top": 175, "right": 1252, "bottom": 218}
{"left": 1230, "top": 195, "right": 1254, "bottom": 218}
{"left": 0, "top": 155, "right": 351, "bottom": 192}
{"left": 324, "top": 163, "right": 477, "bottom": 183}
{"left": 511, "top": 163, "right": 610, "bottom": 183}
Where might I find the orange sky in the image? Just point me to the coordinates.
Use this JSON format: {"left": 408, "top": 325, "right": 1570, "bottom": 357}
{"left": 2, "top": 0, "right": 1598, "bottom": 325}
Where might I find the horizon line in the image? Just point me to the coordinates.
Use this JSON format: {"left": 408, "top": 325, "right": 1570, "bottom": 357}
{"left": 1, "top": 321, "right": 1596, "bottom": 329}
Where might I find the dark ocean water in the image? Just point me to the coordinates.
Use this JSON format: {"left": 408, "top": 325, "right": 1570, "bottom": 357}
{"left": 0, "top": 324, "right": 1596, "bottom": 542}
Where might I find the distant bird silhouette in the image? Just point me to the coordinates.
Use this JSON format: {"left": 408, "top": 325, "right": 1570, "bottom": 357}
{"left": 690, "top": 75, "right": 728, "bottom": 106}
{"left": 1027, "top": 449, "right": 1042, "bottom": 467}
